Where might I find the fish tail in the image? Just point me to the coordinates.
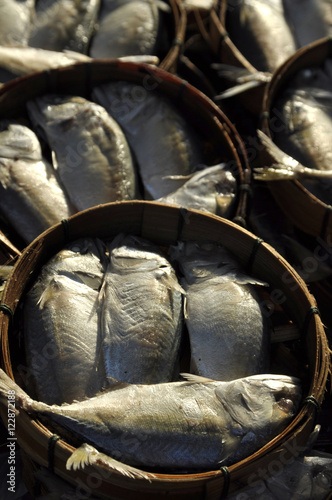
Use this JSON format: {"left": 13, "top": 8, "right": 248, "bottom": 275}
{"left": 0, "top": 368, "right": 32, "bottom": 410}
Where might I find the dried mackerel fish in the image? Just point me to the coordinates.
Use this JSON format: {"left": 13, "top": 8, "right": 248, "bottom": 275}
{"left": 0, "top": 0, "right": 35, "bottom": 47}
{"left": 27, "top": 94, "right": 138, "bottom": 211}
{"left": 226, "top": 0, "right": 296, "bottom": 72}
{"left": 28, "top": 0, "right": 100, "bottom": 53}
{"left": 93, "top": 80, "right": 205, "bottom": 199}
{"left": 89, "top": 0, "right": 164, "bottom": 59}
{"left": 100, "top": 233, "right": 184, "bottom": 384}
{"left": 157, "top": 163, "right": 237, "bottom": 217}
{"left": 0, "top": 121, "right": 74, "bottom": 243}
{"left": 0, "top": 369, "right": 302, "bottom": 476}
{"left": 256, "top": 63, "right": 332, "bottom": 204}
{"left": 24, "top": 238, "right": 107, "bottom": 405}
{"left": 0, "top": 46, "right": 91, "bottom": 85}
{"left": 170, "top": 241, "right": 271, "bottom": 381}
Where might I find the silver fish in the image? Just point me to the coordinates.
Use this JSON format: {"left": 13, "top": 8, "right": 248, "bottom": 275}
{"left": 258, "top": 64, "right": 332, "bottom": 203}
{"left": 27, "top": 94, "right": 138, "bottom": 212}
{"left": 93, "top": 81, "right": 205, "bottom": 199}
{"left": 226, "top": 0, "right": 296, "bottom": 72}
{"left": 100, "top": 233, "right": 184, "bottom": 384}
{"left": 157, "top": 163, "right": 237, "bottom": 217}
{"left": 29, "top": 0, "right": 100, "bottom": 53}
{"left": 89, "top": 0, "right": 161, "bottom": 59}
{"left": 0, "top": 370, "right": 302, "bottom": 475}
{"left": 270, "top": 63, "right": 332, "bottom": 169}
{"left": 227, "top": 446, "right": 332, "bottom": 499}
{"left": 0, "top": 121, "right": 74, "bottom": 243}
{"left": 0, "top": 46, "right": 91, "bottom": 84}
{"left": 23, "top": 238, "right": 107, "bottom": 405}
{"left": 0, "top": 0, "right": 35, "bottom": 47}
{"left": 170, "top": 241, "right": 271, "bottom": 381}
{"left": 283, "top": 0, "right": 332, "bottom": 47}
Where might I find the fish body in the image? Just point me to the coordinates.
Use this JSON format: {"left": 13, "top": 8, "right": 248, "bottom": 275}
{"left": 226, "top": 0, "right": 296, "bottom": 72}
{"left": 0, "top": 0, "right": 34, "bottom": 46}
{"left": 274, "top": 88, "right": 332, "bottom": 172}
{"left": 170, "top": 241, "right": 270, "bottom": 381}
{"left": 157, "top": 163, "right": 237, "bottom": 217}
{"left": 227, "top": 450, "right": 332, "bottom": 499}
{"left": 0, "top": 370, "right": 302, "bottom": 472}
{"left": 89, "top": 0, "right": 161, "bottom": 59}
{"left": 93, "top": 81, "right": 204, "bottom": 199}
{"left": 283, "top": 0, "right": 332, "bottom": 47}
{"left": 29, "top": 0, "right": 100, "bottom": 53}
{"left": 270, "top": 68, "right": 332, "bottom": 203}
{"left": 27, "top": 94, "right": 138, "bottom": 211}
{"left": 101, "top": 233, "right": 183, "bottom": 384}
{"left": 0, "top": 122, "right": 74, "bottom": 243}
{"left": 0, "top": 46, "right": 91, "bottom": 83}
{"left": 24, "top": 238, "right": 107, "bottom": 405}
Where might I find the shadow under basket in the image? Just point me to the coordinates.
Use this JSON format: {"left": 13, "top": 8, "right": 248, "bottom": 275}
{"left": 0, "top": 201, "right": 331, "bottom": 499}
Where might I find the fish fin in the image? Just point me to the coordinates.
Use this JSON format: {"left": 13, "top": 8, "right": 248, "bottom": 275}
{"left": 156, "top": 0, "right": 172, "bottom": 12}
{"left": 254, "top": 164, "right": 298, "bottom": 181}
{"left": 180, "top": 372, "right": 215, "bottom": 383}
{"left": 104, "top": 377, "right": 131, "bottom": 390}
{"left": 162, "top": 173, "right": 195, "bottom": 181}
{"left": 183, "top": 295, "right": 189, "bottom": 320}
{"left": 118, "top": 55, "right": 160, "bottom": 66}
{"left": 257, "top": 130, "right": 298, "bottom": 166}
{"left": 211, "top": 63, "right": 271, "bottom": 84}
{"left": 214, "top": 80, "right": 266, "bottom": 100}
{"left": 37, "top": 281, "right": 56, "bottom": 309}
{"left": 51, "top": 150, "right": 59, "bottom": 171}
{"left": 66, "top": 443, "right": 155, "bottom": 481}
{"left": 0, "top": 369, "right": 31, "bottom": 410}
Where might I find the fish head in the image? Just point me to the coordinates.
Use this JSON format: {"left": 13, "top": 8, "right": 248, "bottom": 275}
{"left": 215, "top": 374, "right": 302, "bottom": 433}
{"left": 304, "top": 455, "right": 332, "bottom": 497}
{"left": 170, "top": 241, "right": 268, "bottom": 287}
{"left": 109, "top": 233, "right": 172, "bottom": 275}
{"left": 170, "top": 241, "right": 238, "bottom": 284}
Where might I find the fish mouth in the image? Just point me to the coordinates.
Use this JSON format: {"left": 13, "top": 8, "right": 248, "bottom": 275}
{"left": 270, "top": 377, "right": 302, "bottom": 416}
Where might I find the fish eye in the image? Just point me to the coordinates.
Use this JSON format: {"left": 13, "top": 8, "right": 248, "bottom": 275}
{"left": 276, "top": 397, "right": 294, "bottom": 414}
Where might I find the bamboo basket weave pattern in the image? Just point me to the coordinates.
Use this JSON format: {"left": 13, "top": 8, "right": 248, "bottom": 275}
{"left": 0, "top": 201, "right": 330, "bottom": 499}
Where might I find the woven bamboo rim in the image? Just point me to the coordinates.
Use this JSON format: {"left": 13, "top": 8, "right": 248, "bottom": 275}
{"left": 259, "top": 36, "right": 332, "bottom": 244}
{"left": 159, "top": 0, "right": 187, "bottom": 73}
{"left": 0, "top": 59, "right": 252, "bottom": 235}
{"left": 204, "top": 0, "right": 268, "bottom": 114}
{"left": 0, "top": 201, "right": 330, "bottom": 499}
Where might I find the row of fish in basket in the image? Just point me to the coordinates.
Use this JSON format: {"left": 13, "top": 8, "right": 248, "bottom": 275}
{"left": 2, "top": 232, "right": 295, "bottom": 475}
{"left": 0, "top": 79, "right": 237, "bottom": 246}
{"left": 0, "top": 1, "right": 331, "bottom": 500}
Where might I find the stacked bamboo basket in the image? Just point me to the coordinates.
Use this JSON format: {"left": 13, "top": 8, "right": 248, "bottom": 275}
{"left": 0, "top": 0, "right": 331, "bottom": 498}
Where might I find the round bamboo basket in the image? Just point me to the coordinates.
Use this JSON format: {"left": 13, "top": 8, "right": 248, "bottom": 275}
{"left": 0, "top": 200, "right": 330, "bottom": 499}
{"left": 259, "top": 36, "right": 332, "bottom": 245}
{"left": 0, "top": 58, "right": 251, "bottom": 245}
